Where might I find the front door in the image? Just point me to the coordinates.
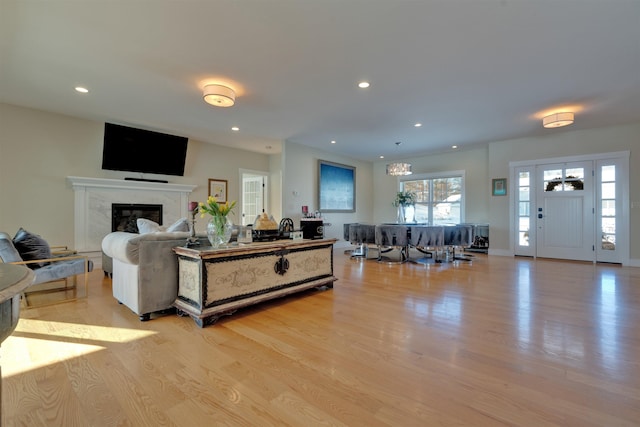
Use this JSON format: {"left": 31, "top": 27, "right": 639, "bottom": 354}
{"left": 535, "top": 161, "right": 594, "bottom": 261}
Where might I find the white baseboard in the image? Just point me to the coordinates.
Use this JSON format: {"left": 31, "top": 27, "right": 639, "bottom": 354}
{"left": 626, "top": 258, "right": 640, "bottom": 268}
{"left": 488, "top": 249, "right": 513, "bottom": 257}
{"left": 80, "top": 250, "right": 102, "bottom": 269}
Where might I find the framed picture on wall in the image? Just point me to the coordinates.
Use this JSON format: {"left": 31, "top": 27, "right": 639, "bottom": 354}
{"left": 318, "top": 160, "right": 356, "bottom": 212}
{"left": 208, "top": 179, "right": 228, "bottom": 203}
{"left": 492, "top": 178, "right": 507, "bottom": 196}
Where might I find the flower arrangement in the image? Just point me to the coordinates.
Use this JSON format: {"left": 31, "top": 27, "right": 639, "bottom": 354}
{"left": 198, "top": 196, "right": 237, "bottom": 219}
{"left": 199, "top": 196, "right": 237, "bottom": 247}
{"left": 392, "top": 191, "right": 417, "bottom": 207}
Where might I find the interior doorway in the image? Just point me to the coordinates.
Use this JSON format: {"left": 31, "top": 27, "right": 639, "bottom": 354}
{"left": 241, "top": 170, "right": 269, "bottom": 226}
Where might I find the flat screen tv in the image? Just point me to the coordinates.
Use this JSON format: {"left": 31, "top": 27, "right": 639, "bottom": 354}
{"left": 101, "top": 123, "right": 188, "bottom": 176}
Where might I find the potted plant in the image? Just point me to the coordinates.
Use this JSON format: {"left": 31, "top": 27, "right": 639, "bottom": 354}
{"left": 392, "top": 191, "right": 416, "bottom": 223}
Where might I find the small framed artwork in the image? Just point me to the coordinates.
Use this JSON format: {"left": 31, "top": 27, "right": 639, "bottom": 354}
{"left": 208, "top": 179, "right": 228, "bottom": 203}
{"left": 492, "top": 178, "right": 507, "bottom": 196}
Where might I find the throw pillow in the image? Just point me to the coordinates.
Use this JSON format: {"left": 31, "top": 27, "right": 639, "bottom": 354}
{"left": 165, "top": 217, "right": 189, "bottom": 232}
{"left": 137, "top": 218, "right": 162, "bottom": 234}
{"left": 12, "top": 228, "right": 52, "bottom": 268}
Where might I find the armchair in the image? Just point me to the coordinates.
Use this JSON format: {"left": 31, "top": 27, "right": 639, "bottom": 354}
{"left": 0, "top": 230, "right": 93, "bottom": 307}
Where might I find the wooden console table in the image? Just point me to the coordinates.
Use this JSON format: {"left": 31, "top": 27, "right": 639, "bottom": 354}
{"left": 173, "top": 238, "right": 337, "bottom": 327}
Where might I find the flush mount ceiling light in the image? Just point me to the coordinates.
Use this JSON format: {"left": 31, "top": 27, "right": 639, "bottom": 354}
{"left": 386, "top": 142, "right": 412, "bottom": 176}
{"left": 203, "top": 84, "right": 235, "bottom": 107}
{"left": 543, "top": 112, "right": 574, "bottom": 128}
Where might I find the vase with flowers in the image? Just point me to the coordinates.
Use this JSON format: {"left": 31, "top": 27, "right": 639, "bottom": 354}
{"left": 199, "top": 196, "right": 237, "bottom": 248}
{"left": 392, "top": 191, "right": 417, "bottom": 223}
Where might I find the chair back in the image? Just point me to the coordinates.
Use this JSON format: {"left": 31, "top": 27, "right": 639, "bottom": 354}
{"left": 409, "top": 226, "right": 445, "bottom": 247}
{"left": 375, "top": 225, "right": 409, "bottom": 247}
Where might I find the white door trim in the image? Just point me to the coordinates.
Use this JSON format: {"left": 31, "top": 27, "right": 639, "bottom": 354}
{"left": 509, "top": 151, "right": 630, "bottom": 265}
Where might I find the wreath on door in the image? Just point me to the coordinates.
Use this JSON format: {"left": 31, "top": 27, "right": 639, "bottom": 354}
{"left": 545, "top": 175, "right": 584, "bottom": 192}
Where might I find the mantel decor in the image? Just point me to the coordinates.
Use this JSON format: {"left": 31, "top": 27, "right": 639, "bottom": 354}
{"left": 492, "top": 178, "right": 507, "bottom": 196}
{"left": 318, "top": 160, "right": 355, "bottom": 213}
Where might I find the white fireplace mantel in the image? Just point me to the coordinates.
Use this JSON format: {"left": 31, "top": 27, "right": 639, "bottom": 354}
{"left": 67, "top": 176, "right": 197, "bottom": 252}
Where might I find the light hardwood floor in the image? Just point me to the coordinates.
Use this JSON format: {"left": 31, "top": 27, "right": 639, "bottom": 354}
{"left": 2, "top": 250, "right": 639, "bottom": 426}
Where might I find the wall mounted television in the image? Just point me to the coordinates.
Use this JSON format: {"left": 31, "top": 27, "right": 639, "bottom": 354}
{"left": 101, "top": 123, "right": 189, "bottom": 177}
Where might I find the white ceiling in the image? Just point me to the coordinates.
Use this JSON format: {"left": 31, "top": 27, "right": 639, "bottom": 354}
{"left": 2, "top": 1, "right": 639, "bottom": 162}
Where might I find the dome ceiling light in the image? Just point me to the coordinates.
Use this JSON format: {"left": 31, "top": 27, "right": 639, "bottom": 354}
{"left": 543, "top": 112, "right": 574, "bottom": 128}
{"left": 203, "top": 84, "right": 236, "bottom": 107}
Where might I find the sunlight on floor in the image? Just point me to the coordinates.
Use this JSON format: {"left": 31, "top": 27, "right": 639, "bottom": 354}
{"left": 1, "top": 319, "right": 157, "bottom": 377}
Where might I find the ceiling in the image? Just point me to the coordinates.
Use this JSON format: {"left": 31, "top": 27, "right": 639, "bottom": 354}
{"left": 2, "top": 1, "right": 639, "bottom": 162}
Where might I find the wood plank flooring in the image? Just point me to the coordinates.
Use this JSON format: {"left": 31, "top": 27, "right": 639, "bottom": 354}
{"left": 2, "top": 251, "right": 639, "bottom": 426}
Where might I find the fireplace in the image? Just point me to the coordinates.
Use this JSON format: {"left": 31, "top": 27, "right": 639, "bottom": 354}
{"left": 112, "top": 204, "right": 163, "bottom": 233}
{"left": 67, "top": 176, "right": 196, "bottom": 252}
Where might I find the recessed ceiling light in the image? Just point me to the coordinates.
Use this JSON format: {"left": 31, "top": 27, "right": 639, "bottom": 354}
{"left": 380, "top": 155, "right": 385, "bottom": 159}
{"left": 358, "top": 81, "right": 370, "bottom": 89}
{"left": 414, "top": 123, "right": 422, "bottom": 127}
{"left": 331, "top": 140, "right": 336, "bottom": 144}
{"left": 75, "top": 86, "right": 89, "bottom": 93}
{"left": 452, "top": 145, "right": 458, "bottom": 149}
{"left": 231, "top": 126, "right": 239, "bottom": 131}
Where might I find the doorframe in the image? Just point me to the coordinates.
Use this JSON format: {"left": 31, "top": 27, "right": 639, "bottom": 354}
{"left": 239, "top": 168, "right": 270, "bottom": 226}
{"left": 509, "top": 151, "right": 630, "bottom": 265}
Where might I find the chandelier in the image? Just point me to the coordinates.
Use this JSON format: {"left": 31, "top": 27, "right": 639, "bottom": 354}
{"left": 386, "top": 142, "right": 412, "bottom": 176}
{"left": 386, "top": 162, "right": 412, "bottom": 176}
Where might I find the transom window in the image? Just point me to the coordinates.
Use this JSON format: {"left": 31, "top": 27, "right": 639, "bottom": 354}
{"left": 543, "top": 167, "right": 585, "bottom": 191}
{"left": 400, "top": 172, "right": 464, "bottom": 225}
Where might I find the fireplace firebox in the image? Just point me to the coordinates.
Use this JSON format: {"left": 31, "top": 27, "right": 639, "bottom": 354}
{"left": 112, "top": 204, "right": 163, "bottom": 233}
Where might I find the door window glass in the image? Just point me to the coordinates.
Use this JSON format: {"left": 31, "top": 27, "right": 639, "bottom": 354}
{"left": 543, "top": 167, "right": 584, "bottom": 191}
{"left": 518, "top": 171, "right": 531, "bottom": 246}
{"left": 600, "top": 165, "right": 616, "bottom": 250}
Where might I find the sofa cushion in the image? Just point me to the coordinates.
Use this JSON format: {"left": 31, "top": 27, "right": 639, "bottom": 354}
{"left": 165, "top": 217, "right": 189, "bottom": 232}
{"left": 137, "top": 218, "right": 162, "bottom": 234}
{"left": 137, "top": 217, "right": 189, "bottom": 234}
{"left": 12, "top": 228, "right": 51, "bottom": 268}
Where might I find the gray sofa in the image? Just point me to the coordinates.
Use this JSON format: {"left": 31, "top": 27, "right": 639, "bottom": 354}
{"left": 102, "top": 231, "right": 208, "bottom": 321}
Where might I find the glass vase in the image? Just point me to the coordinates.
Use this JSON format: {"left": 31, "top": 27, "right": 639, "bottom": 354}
{"left": 207, "top": 215, "right": 233, "bottom": 248}
{"left": 397, "top": 205, "right": 406, "bottom": 224}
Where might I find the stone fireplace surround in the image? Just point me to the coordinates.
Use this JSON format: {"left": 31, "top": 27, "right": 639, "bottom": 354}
{"left": 67, "top": 176, "right": 196, "bottom": 255}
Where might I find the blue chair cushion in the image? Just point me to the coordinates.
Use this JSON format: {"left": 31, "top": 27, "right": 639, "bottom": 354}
{"left": 32, "top": 258, "right": 93, "bottom": 285}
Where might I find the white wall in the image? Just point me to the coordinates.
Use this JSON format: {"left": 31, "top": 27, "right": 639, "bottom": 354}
{"left": 0, "top": 103, "right": 271, "bottom": 248}
{"left": 372, "top": 146, "right": 490, "bottom": 224}
{"left": 371, "top": 122, "right": 638, "bottom": 263}
{"left": 2, "top": 102, "right": 637, "bottom": 263}
{"left": 487, "top": 122, "right": 640, "bottom": 260}
{"left": 281, "top": 141, "right": 374, "bottom": 246}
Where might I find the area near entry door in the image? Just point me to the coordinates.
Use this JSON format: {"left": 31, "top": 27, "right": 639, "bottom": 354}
{"left": 535, "top": 161, "right": 594, "bottom": 261}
